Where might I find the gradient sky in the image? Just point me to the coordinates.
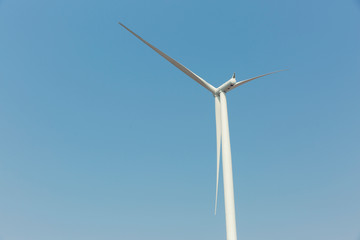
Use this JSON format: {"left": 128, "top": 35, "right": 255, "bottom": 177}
{"left": 1, "top": 0, "right": 360, "bottom": 240}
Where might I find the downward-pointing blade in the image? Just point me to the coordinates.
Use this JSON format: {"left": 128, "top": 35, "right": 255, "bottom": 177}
{"left": 214, "top": 95, "right": 222, "bottom": 215}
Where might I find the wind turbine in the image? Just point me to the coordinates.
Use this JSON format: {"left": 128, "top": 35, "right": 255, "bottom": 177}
{"left": 118, "top": 22, "right": 284, "bottom": 240}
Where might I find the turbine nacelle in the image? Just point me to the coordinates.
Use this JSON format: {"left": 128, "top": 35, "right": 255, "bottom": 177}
{"left": 215, "top": 77, "right": 236, "bottom": 95}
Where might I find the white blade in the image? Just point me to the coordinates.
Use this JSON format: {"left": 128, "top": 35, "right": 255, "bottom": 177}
{"left": 214, "top": 95, "right": 222, "bottom": 215}
{"left": 229, "top": 69, "right": 286, "bottom": 91}
{"left": 118, "top": 22, "right": 216, "bottom": 94}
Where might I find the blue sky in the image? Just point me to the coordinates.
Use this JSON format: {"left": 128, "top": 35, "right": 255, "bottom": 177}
{"left": 0, "top": 0, "right": 360, "bottom": 239}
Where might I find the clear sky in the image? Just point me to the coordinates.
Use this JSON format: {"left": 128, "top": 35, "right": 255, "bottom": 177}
{"left": 0, "top": 0, "right": 360, "bottom": 239}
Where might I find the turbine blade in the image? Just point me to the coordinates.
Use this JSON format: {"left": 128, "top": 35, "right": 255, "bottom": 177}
{"left": 214, "top": 95, "right": 222, "bottom": 215}
{"left": 118, "top": 22, "right": 216, "bottom": 94}
{"left": 229, "top": 69, "right": 287, "bottom": 90}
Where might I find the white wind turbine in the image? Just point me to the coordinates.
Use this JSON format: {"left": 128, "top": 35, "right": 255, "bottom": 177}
{"left": 118, "top": 22, "right": 284, "bottom": 240}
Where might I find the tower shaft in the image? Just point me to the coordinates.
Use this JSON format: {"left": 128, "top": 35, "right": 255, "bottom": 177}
{"left": 219, "top": 91, "right": 237, "bottom": 240}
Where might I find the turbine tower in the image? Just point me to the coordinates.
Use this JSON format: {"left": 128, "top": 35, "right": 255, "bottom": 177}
{"left": 118, "top": 22, "right": 284, "bottom": 240}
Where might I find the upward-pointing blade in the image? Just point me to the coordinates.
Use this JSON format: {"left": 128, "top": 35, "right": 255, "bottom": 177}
{"left": 118, "top": 22, "right": 216, "bottom": 94}
{"left": 214, "top": 95, "right": 222, "bottom": 215}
